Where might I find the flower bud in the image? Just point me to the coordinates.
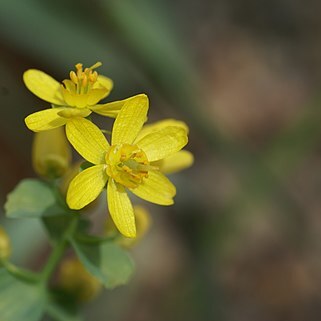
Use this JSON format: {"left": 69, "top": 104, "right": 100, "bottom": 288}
{"left": 105, "top": 205, "right": 151, "bottom": 248}
{"left": 32, "top": 127, "right": 71, "bottom": 179}
{"left": 0, "top": 226, "right": 11, "bottom": 261}
{"left": 58, "top": 257, "right": 102, "bottom": 303}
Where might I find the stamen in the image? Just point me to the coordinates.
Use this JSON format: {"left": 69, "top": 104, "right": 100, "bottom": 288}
{"left": 70, "top": 71, "right": 78, "bottom": 84}
{"left": 105, "top": 144, "right": 151, "bottom": 188}
{"left": 62, "top": 62, "right": 104, "bottom": 105}
{"left": 89, "top": 62, "right": 102, "bottom": 70}
{"left": 75, "top": 63, "right": 83, "bottom": 71}
{"left": 81, "top": 75, "right": 88, "bottom": 88}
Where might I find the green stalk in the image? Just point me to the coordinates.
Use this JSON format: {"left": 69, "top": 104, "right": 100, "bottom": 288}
{"left": 41, "top": 216, "right": 78, "bottom": 283}
{"left": 2, "top": 261, "right": 40, "bottom": 283}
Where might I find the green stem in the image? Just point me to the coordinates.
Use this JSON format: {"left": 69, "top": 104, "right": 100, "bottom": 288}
{"left": 2, "top": 261, "right": 40, "bottom": 283}
{"left": 75, "top": 233, "right": 118, "bottom": 244}
{"left": 41, "top": 216, "right": 78, "bottom": 283}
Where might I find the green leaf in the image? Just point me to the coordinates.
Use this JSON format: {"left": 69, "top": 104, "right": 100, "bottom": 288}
{"left": 5, "top": 178, "right": 65, "bottom": 218}
{"left": 46, "top": 303, "right": 83, "bottom": 321}
{"left": 0, "top": 268, "right": 46, "bottom": 321}
{"left": 72, "top": 240, "right": 134, "bottom": 289}
{"left": 42, "top": 215, "right": 90, "bottom": 242}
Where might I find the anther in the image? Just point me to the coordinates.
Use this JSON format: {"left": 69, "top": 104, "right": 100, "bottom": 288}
{"left": 82, "top": 75, "right": 88, "bottom": 88}
{"left": 70, "top": 71, "right": 78, "bottom": 84}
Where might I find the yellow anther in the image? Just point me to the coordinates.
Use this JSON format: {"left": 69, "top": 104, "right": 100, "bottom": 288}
{"left": 106, "top": 144, "right": 151, "bottom": 188}
{"left": 76, "top": 65, "right": 83, "bottom": 78}
{"left": 75, "top": 63, "right": 83, "bottom": 71}
{"left": 70, "top": 71, "right": 78, "bottom": 84}
{"left": 89, "top": 71, "right": 98, "bottom": 83}
{"left": 82, "top": 74, "right": 88, "bottom": 87}
{"left": 62, "top": 62, "right": 104, "bottom": 102}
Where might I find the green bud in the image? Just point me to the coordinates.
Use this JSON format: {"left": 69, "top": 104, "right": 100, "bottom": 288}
{"left": 32, "top": 127, "right": 71, "bottom": 179}
{"left": 0, "top": 226, "right": 11, "bottom": 261}
{"left": 58, "top": 257, "right": 102, "bottom": 302}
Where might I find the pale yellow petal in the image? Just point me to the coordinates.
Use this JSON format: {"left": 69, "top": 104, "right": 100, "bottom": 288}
{"left": 62, "top": 79, "right": 76, "bottom": 92}
{"left": 135, "top": 119, "right": 189, "bottom": 142}
{"left": 107, "top": 179, "right": 136, "bottom": 238}
{"left": 132, "top": 205, "right": 151, "bottom": 237}
{"left": 25, "top": 108, "right": 68, "bottom": 132}
{"left": 153, "top": 150, "right": 194, "bottom": 174}
{"left": 111, "top": 94, "right": 149, "bottom": 145}
{"left": 87, "top": 89, "right": 109, "bottom": 106}
{"left": 57, "top": 108, "right": 91, "bottom": 119}
{"left": 112, "top": 205, "right": 151, "bottom": 248}
{"left": 61, "top": 87, "right": 86, "bottom": 108}
{"left": 23, "top": 69, "right": 65, "bottom": 105}
{"left": 65, "top": 118, "right": 109, "bottom": 164}
{"left": 67, "top": 165, "right": 107, "bottom": 210}
{"left": 91, "top": 103, "right": 120, "bottom": 118}
{"left": 136, "top": 126, "right": 188, "bottom": 162}
{"left": 60, "top": 89, "right": 83, "bottom": 108}
{"left": 130, "top": 171, "right": 175, "bottom": 205}
{"left": 62, "top": 88, "right": 108, "bottom": 108}
{"left": 94, "top": 75, "right": 113, "bottom": 98}
{"left": 91, "top": 94, "right": 145, "bottom": 118}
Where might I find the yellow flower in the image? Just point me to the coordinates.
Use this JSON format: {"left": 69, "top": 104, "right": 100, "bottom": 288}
{"left": 24, "top": 62, "right": 142, "bottom": 132}
{"left": 66, "top": 95, "right": 188, "bottom": 238}
{"left": 32, "top": 127, "right": 71, "bottom": 178}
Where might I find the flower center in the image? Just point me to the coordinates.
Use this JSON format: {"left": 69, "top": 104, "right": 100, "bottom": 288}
{"left": 105, "top": 144, "right": 154, "bottom": 188}
{"left": 65, "top": 62, "right": 101, "bottom": 95}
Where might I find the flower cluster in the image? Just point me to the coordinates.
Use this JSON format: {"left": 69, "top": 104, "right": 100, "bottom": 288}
{"left": 25, "top": 62, "right": 193, "bottom": 238}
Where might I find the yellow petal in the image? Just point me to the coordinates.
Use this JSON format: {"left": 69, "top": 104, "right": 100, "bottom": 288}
{"left": 62, "top": 88, "right": 108, "bottom": 108}
{"left": 62, "top": 79, "right": 76, "bottom": 92}
{"left": 136, "top": 126, "right": 188, "bottom": 162}
{"left": 153, "top": 150, "right": 194, "bottom": 174}
{"left": 87, "top": 89, "right": 109, "bottom": 106}
{"left": 107, "top": 179, "right": 136, "bottom": 238}
{"left": 91, "top": 94, "right": 145, "bottom": 118}
{"left": 136, "top": 119, "right": 189, "bottom": 141}
{"left": 67, "top": 165, "right": 107, "bottom": 210}
{"left": 25, "top": 108, "right": 68, "bottom": 132}
{"left": 61, "top": 88, "right": 83, "bottom": 108}
{"left": 106, "top": 205, "right": 151, "bottom": 248}
{"left": 130, "top": 171, "right": 175, "bottom": 205}
{"left": 65, "top": 118, "right": 109, "bottom": 164}
{"left": 111, "top": 94, "right": 149, "bottom": 145}
{"left": 58, "top": 108, "right": 91, "bottom": 118}
{"left": 23, "top": 69, "right": 65, "bottom": 105}
{"left": 94, "top": 75, "right": 113, "bottom": 98}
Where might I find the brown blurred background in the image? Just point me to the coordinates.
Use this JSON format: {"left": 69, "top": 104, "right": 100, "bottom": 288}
{"left": 1, "top": 0, "right": 321, "bottom": 320}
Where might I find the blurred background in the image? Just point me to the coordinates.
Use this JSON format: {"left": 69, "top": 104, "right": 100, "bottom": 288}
{"left": 1, "top": 0, "right": 321, "bottom": 320}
